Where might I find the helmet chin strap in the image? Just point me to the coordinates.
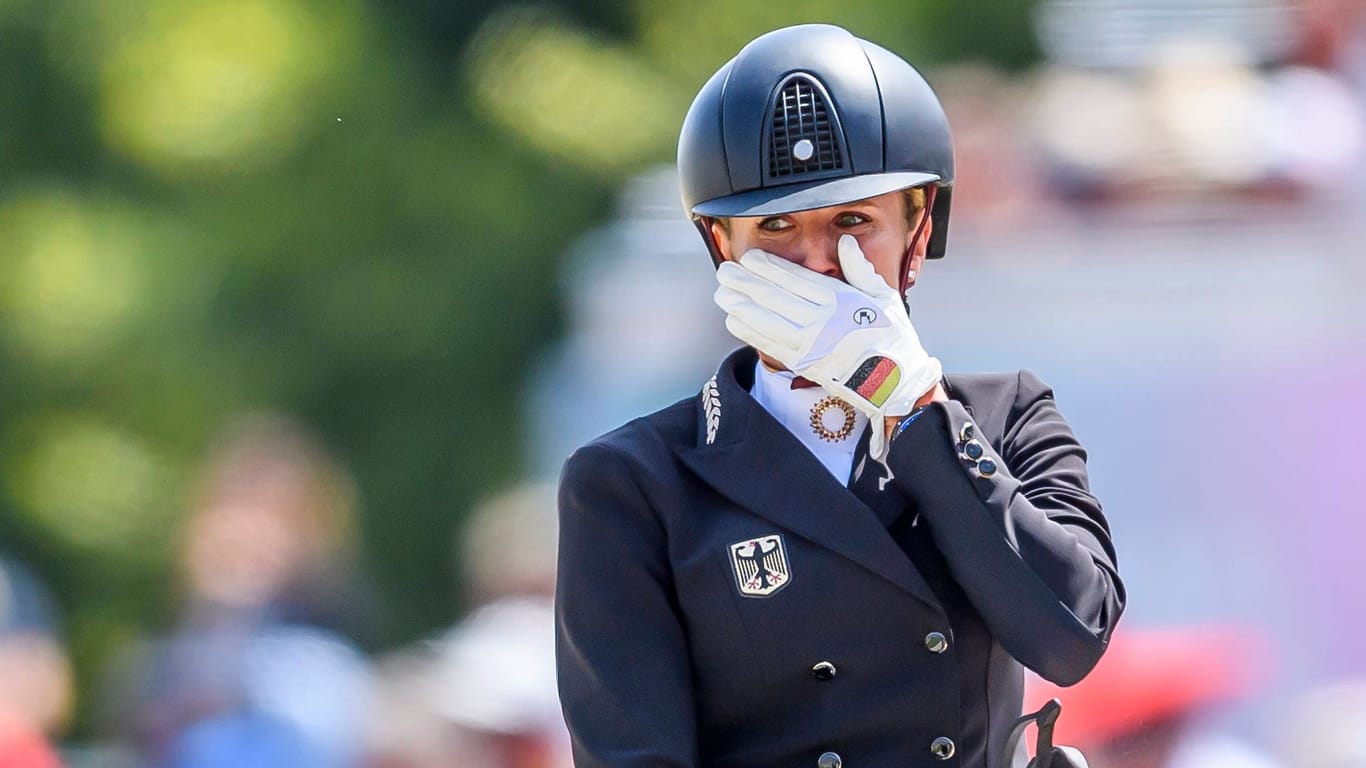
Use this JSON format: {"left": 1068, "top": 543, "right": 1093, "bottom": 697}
{"left": 696, "top": 217, "right": 726, "bottom": 268}
{"left": 898, "top": 184, "right": 937, "bottom": 299}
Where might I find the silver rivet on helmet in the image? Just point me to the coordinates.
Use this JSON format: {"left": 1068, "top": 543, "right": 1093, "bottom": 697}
{"left": 792, "top": 138, "right": 814, "bottom": 161}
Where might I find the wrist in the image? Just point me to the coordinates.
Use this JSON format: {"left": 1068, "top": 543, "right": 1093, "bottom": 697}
{"left": 885, "top": 406, "right": 928, "bottom": 443}
{"left": 915, "top": 381, "right": 948, "bottom": 408}
{"left": 883, "top": 382, "right": 947, "bottom": 443}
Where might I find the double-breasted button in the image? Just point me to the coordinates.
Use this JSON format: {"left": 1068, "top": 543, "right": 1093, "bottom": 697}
{"left": 924, "top": 631, "right": 949, "bottom": 654}
{"left": 817, "top": 751, "right": 842, "bottom": 768}
{"left": 976, "top": 457, "right": 998, "bottom": 477}
{"left": 958, "top": 422, "right": 975, "bottom": 442}
{"left": 930, "top": 736, "right": 956, "bottom": 760}
{"left": 962, "top": 439, "right": 984, "bottom": 460}
{"left": 811, "top": 661, "right": 837, "bottom": 680}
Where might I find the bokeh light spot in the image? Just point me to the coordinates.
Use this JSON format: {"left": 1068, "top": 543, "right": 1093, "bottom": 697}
{"left": 0, "top": 191, "right": 147, "bottom": 361}
{"left": 3, "top": 415, "right": 175, "bottom": 562}
{"left": 97, "top": 0, "right": 346, "bottom": 175}
{"left": 633, "top": 0, "right": 908, "bottom": 83}
{"left": 466, "top": 8, "right": 685, "bottom": 177}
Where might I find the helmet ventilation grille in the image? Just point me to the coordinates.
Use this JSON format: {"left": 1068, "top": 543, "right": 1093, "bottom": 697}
{"left": 767, "top": 76, "right": 845, "bottom": 178}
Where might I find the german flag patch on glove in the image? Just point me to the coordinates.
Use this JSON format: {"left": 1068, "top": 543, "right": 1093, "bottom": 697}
{"left": 845, "top": 355, "right": 901, "bottom": 407}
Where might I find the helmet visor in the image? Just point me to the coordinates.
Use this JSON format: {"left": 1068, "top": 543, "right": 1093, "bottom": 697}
{"left": 690, "top": 171, "right": 940, "bottom": 218}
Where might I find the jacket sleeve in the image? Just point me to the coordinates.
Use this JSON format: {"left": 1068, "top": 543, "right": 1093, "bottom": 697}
{"left": 555, "top": 443, "right": 699, "bottom": 767}
{"left": 886, "top": 370, "right": 1124, "bottom": 686}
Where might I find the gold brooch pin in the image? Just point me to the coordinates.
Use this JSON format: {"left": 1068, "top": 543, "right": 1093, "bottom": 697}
{"left": 810, "top": 396, "right": 856, "bottom": 442}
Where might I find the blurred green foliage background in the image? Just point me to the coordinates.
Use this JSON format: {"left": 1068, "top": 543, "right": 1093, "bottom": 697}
{"left": 0, "top": 0, "right": 1038, "bottom": 733}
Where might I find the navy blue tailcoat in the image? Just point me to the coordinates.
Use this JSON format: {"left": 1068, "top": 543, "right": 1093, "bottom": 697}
{"left": 556, "top": 347, "right": 1124, "bottom": 768}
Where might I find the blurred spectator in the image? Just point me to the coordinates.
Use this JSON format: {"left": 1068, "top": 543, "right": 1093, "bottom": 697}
{"left": 1025, "top": 1, "right": 1364, "bottom": 205}
{"left": 457, "top": 483, "right": 558, "bottom": 605}
{"left": 0, "top": 711, "right": 61, "bottom": 768}
{"left": 0, "top": 556, "right": 68, "bottom": 767}
{"left": 1026, "top": 626, "right": 1278, "bottom": 768}
{"left": 106, "top": 414, "right": 372, "bottom": 768}
{"left": 364, "top": 482, "right": 569, "bottom": 768}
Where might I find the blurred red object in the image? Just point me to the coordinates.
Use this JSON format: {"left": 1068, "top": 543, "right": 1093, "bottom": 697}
{"left": 0, "top": 708, "right": 61, "bottom": 768}
{"left": 1024, "top": 626, "right": 1267, "bottom": 748}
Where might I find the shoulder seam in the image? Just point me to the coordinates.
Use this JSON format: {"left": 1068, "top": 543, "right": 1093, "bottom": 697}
{"left": 569, "top": 440, "right": 665, "bottom": 531}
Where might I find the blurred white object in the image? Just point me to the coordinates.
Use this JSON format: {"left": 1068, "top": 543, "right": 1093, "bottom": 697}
{"left": 1258, "top": 65, "right": 1365, "bottom": 186}
{"left": 1168, "top": 731, "right": 1284, "bottom": 768}
{"left": 240, "top": 627, "right": 372, "bottom": 768}
{"left": 1281, "top": 679, "right": 1366, "bottom": 768}
{"left": 1147, "top": 39, "right": 1271, "bottom": 185}
{"left": 423, "top": 597, "right": 563, "bottom": 739}
{"left": 1028, "top": 68, "right": 1153, "bottom": 180}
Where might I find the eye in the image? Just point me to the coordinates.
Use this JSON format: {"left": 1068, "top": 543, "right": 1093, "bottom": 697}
{"left": 835, "top": 212, "right": 870, "bottom": 227}
{"left": 758, "top": 217, "right": 792, "bottom": 233}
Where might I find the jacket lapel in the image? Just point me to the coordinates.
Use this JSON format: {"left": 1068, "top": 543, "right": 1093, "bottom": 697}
{"left": 677, "top": 348, "right": 941, "bottom": 610}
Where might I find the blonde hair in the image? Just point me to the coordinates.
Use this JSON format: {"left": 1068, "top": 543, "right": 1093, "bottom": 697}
{"left": 903, "top": 186, "right": 926, "bottom": 212}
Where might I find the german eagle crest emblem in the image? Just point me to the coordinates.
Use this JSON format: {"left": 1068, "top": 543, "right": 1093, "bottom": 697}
{"left": 729, "top": 534, "right": 791, "bottom": 597}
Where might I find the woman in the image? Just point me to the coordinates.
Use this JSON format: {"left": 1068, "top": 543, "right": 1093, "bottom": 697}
{"left": 556, "top": 24, "right": 1124, "bottom": 768}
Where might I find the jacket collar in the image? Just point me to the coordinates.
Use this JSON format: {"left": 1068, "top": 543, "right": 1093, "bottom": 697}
{"left": 677, "top": 347, "right": 940, "bottom": 610}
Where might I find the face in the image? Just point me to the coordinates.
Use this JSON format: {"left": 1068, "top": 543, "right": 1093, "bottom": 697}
{"left": 709, "top": 189, "right": 931, "bottom": 291}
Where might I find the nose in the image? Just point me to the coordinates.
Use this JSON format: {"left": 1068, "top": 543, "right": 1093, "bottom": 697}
{"left": 782, "top": 232, "right": 842, "bottom": 279}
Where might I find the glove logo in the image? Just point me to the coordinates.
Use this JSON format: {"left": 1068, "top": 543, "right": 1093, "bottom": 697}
{"left": 852, "top": 307, "right": 878, "bottom": 326}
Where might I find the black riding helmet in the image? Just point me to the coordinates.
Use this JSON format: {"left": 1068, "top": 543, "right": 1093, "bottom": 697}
{"left": 678, "top": 24, "right": 955, "bottom": 275}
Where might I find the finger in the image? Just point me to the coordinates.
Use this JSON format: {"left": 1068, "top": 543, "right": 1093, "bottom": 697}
{"left": 714, "top": 284, "right": 789, "bottom": 317}
{"left": 735, "top": 249, "right": 834, "bottom": 306}
{"left": 712, "top": 284, "right": 747, "bottom": 313}
{"left": 723, "top": 314, "right": 801, "bottom": 364}
{"left": 716, "top": 266, "right": 822, "bottom": 325}
{"left": 721, "top": 296, "right": 805, "bottom": 346}
{"left": 837, "top": 235, "right": 896, "bottom": 298}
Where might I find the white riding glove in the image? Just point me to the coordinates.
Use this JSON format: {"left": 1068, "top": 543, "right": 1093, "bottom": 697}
{"left": 715, "top": 234, "right": 942, "bottom": 461}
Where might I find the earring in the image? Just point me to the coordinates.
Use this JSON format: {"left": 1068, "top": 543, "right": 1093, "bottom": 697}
{"left": 903, "top": 270, "right": 918, "bottom": 298}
